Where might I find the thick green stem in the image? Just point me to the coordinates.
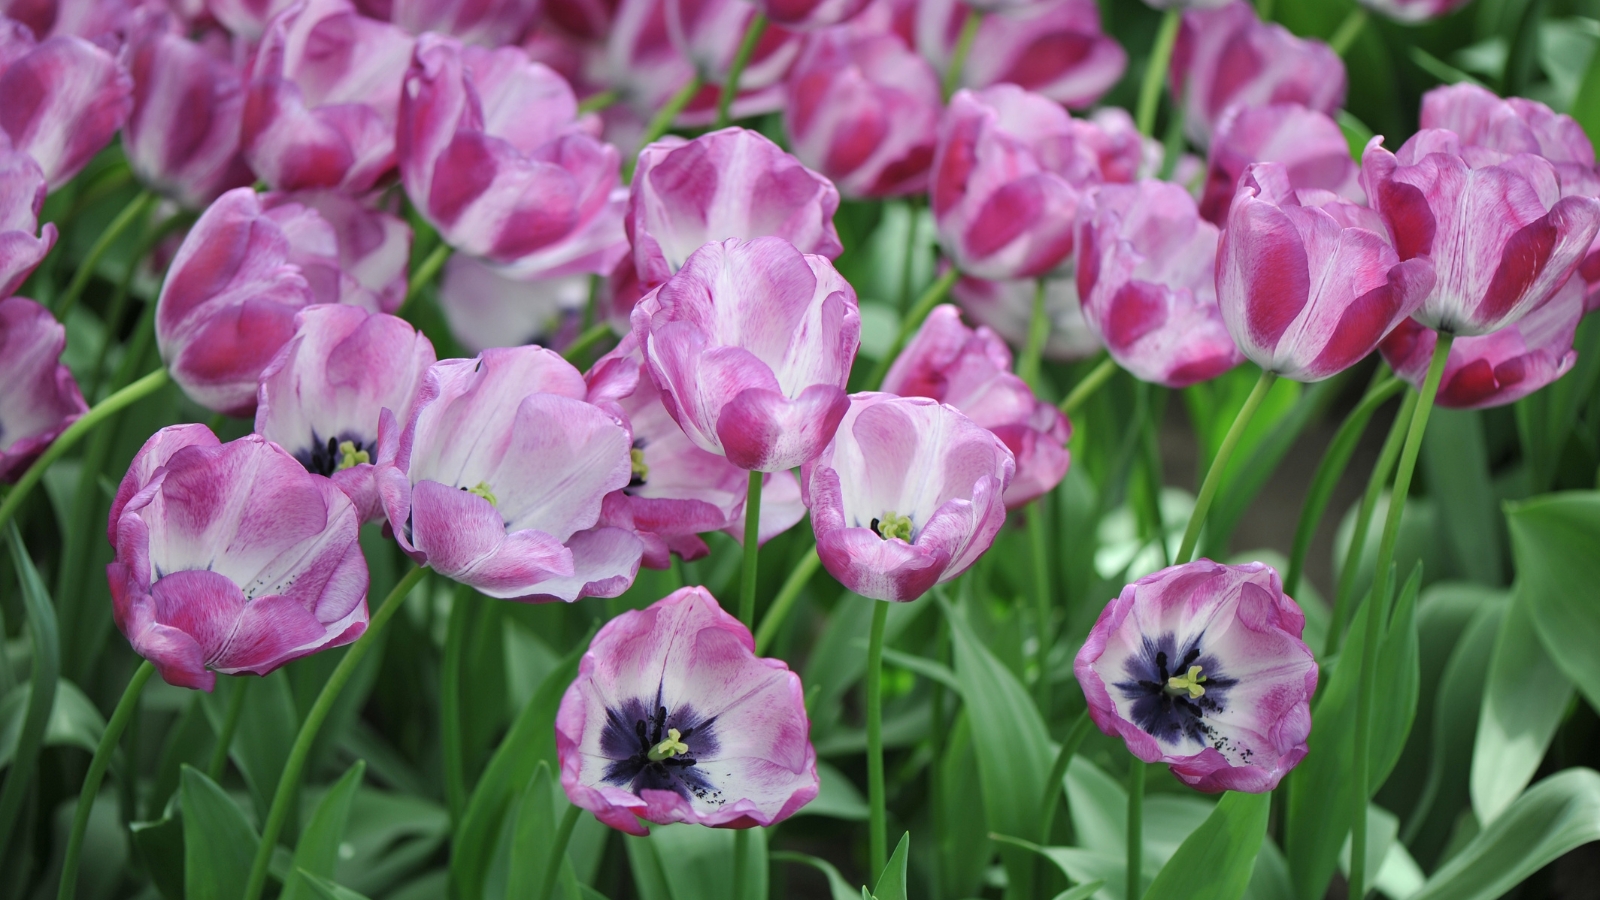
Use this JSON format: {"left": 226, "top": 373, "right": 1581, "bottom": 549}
{"left": 442, "top": 582, "right": 473, "bottom": 824}
{"left": 1127, "top": 761, "right": 1145, "bottom": 900}
{"left": 733, "top": 828, "right": 750, "bottom": 899}
{"left": 867, "top": 266, "right": 960, "bottom": 390}
{"left": 562, "top": 322, "right": 613, "bottom": 363}
{"left": 536, "top": 804, "right": 583, "bottom": 900}
{"left": 54, "top": 189, "right": 156, "bottom": 320}
{"left": 400, "top": 242, "right": 451, "bottom": 316}
{"left": 1329, "top": 7, "right": 1368, "bottom": 56}
{"left": 1136, "top": 9, "right": 1182, "bottom": 138}
{"left": 629, "top": 77, "right": 703, "bottom": 179}
{"left": 1349, "top": 334, "right": 1451, "bottom": 900}
{"left": 1175, "top": 369, "right": 1277, "bottom": 565}
{"left": 1017, "top": 278, "right": 1050, "bottom": 390}
{"left": 57, "top": 661, "right": 155, "bottom": 900}
{"left": 754, "top": 546, "right": 819, "bottom": 655}
{"left": 739, "top": 471, "right": 763, "bottom": 630}
{"left": 206, "top": 677, "right": 250, "bottom": 781}
{"left": 242, "top": 564, "right": 429, "bottom": 900}
{"left": 865, "top": 600, "right": 890, "bottom": 876}
{"left": 1061, "top": 356, "right": 1117, "bottom": 416}
{"left": 716, "top": 13, "right": 768, "bottom": 128}
{"left": 943, "top": 8, "right": 982, "bottom": 100}
{"left": 1029, "top": 496, "right": 1053, "bottom": 712}
{"left": 1038, "top": 711, "right": 1092, "bottom": 844}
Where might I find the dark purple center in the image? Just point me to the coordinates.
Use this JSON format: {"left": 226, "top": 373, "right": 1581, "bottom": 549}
{"left": 1113, "top": 632, "right": 1238, "bottom": 752}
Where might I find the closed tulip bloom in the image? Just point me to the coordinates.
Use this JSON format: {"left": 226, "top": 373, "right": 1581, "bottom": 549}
{"left": 882, "top": 305, "right": 1070, "bottom": 509}
{"left": 628, "top": 128, "right": 841, "bottom": 287}
{"left": 0, "top": 20, "right": 131, "bottom": 189}
{"left": 1170, "top": 1, "right": 1344, "bottom": 148}
{"left": 784, "top": 26, "right": 940, "bottom": 198}
{"left": 665, "top": 0, "right": 802, "bottom": 96}
{"left": 1420, "top": 82, "right": 1595, "bottom": 185}
{"left": 803, "top": 393, "right": 1013, "bottom": 601}
{"left": 1198, "top": 103, "right": 1360, "bottom": 225}
{"left": 1356, "top": 0, "right": 1471, "bottom": 23}
{"left": 376, "top": 345, "right": 644, "bottom": 601}
{"left": 600, "top": 0, "right": 704, "bottom": 131}
{"left": 0, "top": 141, "right": 55, "bottom": 297}
{"left": 108, "top": 427, "right": 369, "bottom": 691}
{"left": 1077, "top": 179, "right": 1244, "bottom": 387}
{"left": 387, "top": 0, "right": 539, "bottom": 46}
{"left": 1363, "top": 129, "right": 1600, "bottom": 336}
{"left": 241, "top": 0, "right": 415, "bottom": 194}
{"left": 255, "top": 305, "right": 435, "bottom": 523}
{"left": 953, "top": 0, "right": 1125, "bottom": 108}
{"left": 952, "top": 274, "right": 1103, "bottom": 362}
{"left": 555, "top": 585, "right": 818, "bottom": 834}
{"left": 631, "top": 237, "right": 860, "bottom": 472}
{"left": 0, "top": 296, "right": 85, "bottom": 482}
{"left": 283, "top": 190, "right": 413, "bottom": 314}
{"left": 1074, "top": 560, "right": 1316, "bottom": 793}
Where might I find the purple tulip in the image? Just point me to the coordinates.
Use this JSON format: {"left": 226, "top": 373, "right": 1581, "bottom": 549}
{"left": 1170, "top": 1, "right": 1344, "bottom": 149}
{"left": 555, "top": 585, "right": 818, "bottom": 834}
{"left": 951, "top": 274, "right": 1104, "bottom": 363}
{"left": 386, "top": 0, "right": 540, "bottom": 46}
{"left": 882, "top": 305, "right": 1070, "bottom": 509}
{"left": 1074, "top": 559, "right": 1317, "bottom": 793}
{"left": 544, "top": 0, "right": 619, "bottom": 39}
{"left": 241, "top": 0, "right": 415, "bottom": 194}
{"left": 283, "top": 190, "right": 413, "bottom": 314}
{"left": 758, "top": 0, "right": 870, "bottom": 29}
{"left": 1363, "top": 129, "right": 1600, "bottom": 336}
{"left": 437, "top": 253, "right": 591, "bottom": 353}
{"left": 108, "top": 426, "right": 369, "bottom": 691}
{"left": 1198, "top": 103, "right": 1360, "bottom": 225}
{"left": 1356, "top": 0, "right": 1472, "bottom": 23}
{"left": 0, "top": 18, "right": 131, "bottom": 189}
{"left": 375, "top": 345, "right": 643, "bottom": 601}
{"left": 1076, "top": 179, "right": 1242, "bottom": 387}
{"left": 210, "top": 0, "right": 298, "bottom": 41}
{"left": 665, "top": 0, "right": 802, "bottom": 99}
{"left": 0, "top": 296, "right": 85, "bottom": 482}
{"left": 598, "top": 0, "right": 701, "bottom": 131}
{"left": 949, "top": 0, "right": 1125, "bottom": 108}
{"left": 631, "top": 236, "right": 860, "bottom": 472}
{"left": 0, "top": 0, "right": 138, "bottom": 41}
{"left": 0, "top": 140, "right": 55, "bottom": 297}
{"left": 1218, "top": 163, "right": 1434, "bottom": 381}
{"left": 1419, "top": 82, "right": 1596, "bottom": 191}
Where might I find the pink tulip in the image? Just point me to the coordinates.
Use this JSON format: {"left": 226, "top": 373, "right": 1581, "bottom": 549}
{"left": 0, "top": 140, "right": 55, "bottom": 297}
{"left": 241, "top": 0, "right": 415, "bottom": 194}
{"left": 882, "top": 305, "right": 1070, "bottom": 509}
{"left": 544, "top": 0, "right": 619, "bottom": 39}
{"left": 759, "top": 0, "right": 870, "bottom": 29}
{"left": 108, "top": 426, "right": 369, "bottom": 691}
{"left": 803, "top": 392, "right": 1013, "bottom": 601}
{"left": 1, "top": 0, "right": 137, "bottom": 41}
{"left": 951, "top": 274, "right": 1103, "bottom": 362}
{"left": 628, "top": 128, "right": 841, "bottom": 287}
{"left": 1363, "top": 129, "right": 1600, "bottom": 336}
{"left": 437, "top": 253, "right": 592, "bottom": 353}
{"left": 555, "top": 586, "right": 818, "bottom": 834}
{"left": 1170, "top": 1, "right": 1344, "bottom": 148}
{"left": 386, "top": 0, "right": 540, "bottom": 46}
{"left": 631, "top": 236, "right": 860, "bottom": 472}
{"left": 376, "top": 345, "right": 643, "bottom": 601}
{"left": 665, "top": 0, "right": 802, "bottom": 96}
{"left": 783, "top": 25, "right": 940, "bottom": 198}
{"left": 209, "top": 0, "right": 298, "bottom": 41}
{"left": 1198, "top": 103, "right": 1360, "bottom": 225}
{"left": 1074, "top": 559, "right": 1316, "bottom": 793}
{"left": 281, "top": 190, "right": 412, "bottom": 314}
{"left": 1219, "top": 163, "right": 1434, "bottom": 380}
{"left": 0, "top": 19, "right": 131, "bottom": 189}
{"left": 1077, "top": 179, "right": 1245, "bottom": 387}
{"left": 953, "top": 0, "right": 1125, "bottom": 108}
{"left": 0, "top": 296, "right": 85, "bottom": 483}
{"left": 1356, "top": 0, "right": 1472, "bottom": 23}
{"left": 598, "top": 0, "right": 700, "bottom": 129}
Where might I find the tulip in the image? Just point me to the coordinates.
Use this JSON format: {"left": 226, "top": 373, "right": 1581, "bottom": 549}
{"left": 1198, "top": 103, "right": 1360, "bottom": 225}
{"left": 2, "top": 0, "right": 135, "bottom": 41}
{"left": 436, "top": 253, "right": 591, "bottom": 353}
{"left": 1356, "top": 0, "right": 1472, "bottom": 23}
{"left": 210, "top": 0, "right": 298, "bottom": 40}
{"left": 255, "top": 305, "right": 436, "bottom": 522}
{"left": 951, "top": 273, "right": 1103, "bottom": 362}
{"left": 282, "top": 190, "right": 412, "bottom": 314}
{"left": 241, "top": 0, "right": 415, "bottom": 194}
{"left": 555, "top": 585, "right": 818, "bottom": 833}
{"left": 882, "top": 305, "right": 1070, "bottom": 508}
{"left": 0, "top": 141, "right": 55, "bottom": 297}
{"left": 0, "top": 296, "right": 85, "bottom": 483}
{"left": 1363, "top": 129, "right": 1600, "bottom": 336}
{"left": 375, "top": 345, "right": 643, "bottom": 601}
{"left": 803, "top": 392, "right": 1013, "bottom": 601}
{"left": 664, "top": 0, "right": 802, "bottom": 96}
{"left": 107, "top": 426, "right": 369, "bottom": 691}
{"left": 628, "top": 128, "right": 841, "bottom": 287}
{"left": 1419, "top": 83, "right": 1594, "bottom": 173}
{"left": 759, "top": 0, "right": 870, "bottom": 29}
{"left": 952, "top": 0, "right": 1125, "bottom": 109}
{"left": 631, "top": 236, "right": 860, "bottom": 472}
{"left": 1218, "top": 163, "right": 1434, "bottom": 381}
{"left": 387, "top": 0, "right": 540, "bottom": 46}
{"left": 599, "top": 0, "right": 702, "bottom": 130}
{"left": 1077, "top": 179, "right": 1244, "bottom": 387}
{"left": 1074, "top": 559, "right": 1316, "bottom": 793}
{"left": 1170, "top": 1, "right": 1344, "bottom": 148}
{"left": 0, "top": 19, "right": 131, "bottom": 189}
{"left": 783, "top": 25, "right": 940, "bottom": 198}
{"left": 544, "top": 0, "right": 619, "bottom": 39}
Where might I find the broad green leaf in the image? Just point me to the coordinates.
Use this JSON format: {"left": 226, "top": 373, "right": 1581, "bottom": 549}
{"left": 770, "top": 851, "right": 859, "bottom": 900}
{"left": 0, "top": 678, "right": 105, "bottom": 768}
{"left": 803, "top": 596, "right": 926, "bottom": 739}
{"left": 0, "top": 523, "right": 59, "bottom": 859}
{"left": 205, "top": 671, "right": 298, "bottom": 824}
{"left": 1473, "top": 590, "right": 1573, "bottom": 825}
{"left": 334, "top": 788, "right": 449, "bottom": 897}
{"left": 624, "top": 823, "right": 767, "bottom": 900}
{"left": 505, "top": 762, "right": 559, "bottom": 899}
{"left": 1054, "top": 884, "right": 1107, "bottom": 900}
{"left": 873, "top": 832, "right": 910, "bottom": 900}
{"left": 1422, "top": 409, "right": 1503, "bottom": 585}
{"left": 792, "top": 760, "right": 869, "bottom": 821}
{"left": 298, "top": 870, "right": 374, "bottom": 900}
{"left": 1142, "top": 791, "right": 1269, "bottom": 900}
{"left": 131, "top": 813, "right": 185, "bottom": 900}
{"left": 181, "top": 765, "right": 259, "bottom": 900}
{"left": 937, "top": 711, "right": 991, "bottom": 898}
{"left": 1244, "top": 838, "right": 1293, "bottom": 900}
{"left": 1505, "top": 493, "right": 1600, "bottom": 713}
{"left": 281, "top": 760, "right": 366, "bottom": 900}
{"left": 990, "top": 836, "right": 1124, "bottom": 900}
{"left": 1409, "top": 768, "right": 1600, "bottom": 900}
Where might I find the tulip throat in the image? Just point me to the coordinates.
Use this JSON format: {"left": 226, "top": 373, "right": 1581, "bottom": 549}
{"left": 870, "top": 511, "right": 914, "bottom": 542}
{"left": 464, "top": 481, "right": 498, "bottom": 506}
{"left": 1165, "top": 665, "right": 1208, "bottom": 699}
{"left": 336, "top": 440, "right": 369, "bottom": 471}
{"left": 630, "top": 447, "right": 650, "bottom": 486}
{"left": 647, "top": 727, "right": 690, "bottom": 761}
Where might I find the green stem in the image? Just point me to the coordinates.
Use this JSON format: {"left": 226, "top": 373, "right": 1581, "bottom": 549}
{"left": 54, "top": 189, "right": 156, "bottom": 320}
{"left": 629, "top": 76, "right": 704, "bottom": 179}
{"left": 754, "top": 546, "right": 819, "bottom": 655}
{"left": 1038, "top": 711, "right": 1092, "bottom": 844}
{"left": 943, "top": 8, "right": 982, "bottom": 100}
{"left": 1328, "top": 7, "right": 1368, "bottom": 57}
{"left": 562, "top": 322, "right": 612, "bottom": 365}
{"left": 1349, "top": 334, "right": 1452, "bottom": 900}
{"left": 1127, "top": 761, "right": 1145, "bottom": 900}
{"left": 1060, "top": 356, "right": 1118, "bottom": 416}
{"left": 1175, "top": 369, "right": 1277, "bottom": 565}
{"left": 536, "top": 804, "right": 583, "bottom": 900}
{"left": 400, "top": 242, "right": 451, "bottom": 316}
{"left": 577, "top": 88, "right": 620, "bottom": 115}
{"left": 1029, "top": 496, "right": 1052, "bottom": 713}
{"left": 206, "top": 677, "right": 250, "bottom": 782}
{"left": 1136, "top": 8, "right": 1182, "bottom": 138}
{"left": 1017, "top": 278, "right": 1050, "bottom": 390}
{"left": 442, "top": 582, "right": 473, "bottom": 825}
{"left": 0, "top": 366, "right": 171, "bottom": 536}
{"left": 739, "top": 471, "right": 763, "bottom": 631}
{"left": 1284, "top": 374, "right": 1402, "bottom": 597}
{"left": 716, "top": 13, "right": 768, "bottom": 128}
{"left": 867, "top": 266, "right": 960, "bottom": 390}
{"left": 57, "top": 661, "right": 155, "bottom": 900}
{"left": 865, "top": 600, "right": 890, "bottom": 876}
{"left": 733, "top": 828, "right": 750, "bottom": 899}
{"left": 241, "top": 564, "right": 429, "bottom": 900}
{"left": 897, "top": 198, "right": 922, "bottom": 313}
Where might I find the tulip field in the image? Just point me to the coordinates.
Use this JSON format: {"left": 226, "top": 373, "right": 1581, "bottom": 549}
{"left": 7, "top": 0, "right": 1600, "bottom": 897}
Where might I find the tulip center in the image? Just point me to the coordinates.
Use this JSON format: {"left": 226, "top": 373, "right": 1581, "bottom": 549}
{"left": 335, "top": 440, "right": 369, "bottom": 471}
{"left": 870, "top": 511, "right": 914, "bottom": 542}
{"left": 600, "top": 696, "right": 724, "bottom": 805}
{"left": 630, "top": 446, "right": 650, "bottom": 487}
{"left": 464, "top": 481, "right": 498, "bottom": 506}
{"left": 1165, "top": 665, "right": 1207, "bottom": 699}
{"left": 1114, "top": 636, "right": 1238, "bottom": 751}
{"left": 647, "top": 727, "right": 690, "bottom": 761}
{"left": 300, "top": 435, "right": 371, "bottom": 477}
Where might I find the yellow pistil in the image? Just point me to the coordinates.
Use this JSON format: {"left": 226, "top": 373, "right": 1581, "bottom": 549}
{"left": 871, "top": 511, "right": 914, "bottom": 542}
{"left": 466, "top": 481, "right": 498, "bottom": 506}
{"left": 630, "top": 447, "right": 649, "bottom": 483}
{"left": 1166, "top": 665, "right": 1207, "bottom": 699}
{"left": 647, "top": 727, "right": 689, "bottom": 761}
{"left": 335, "top": 440, "right": 369, "bottom": 471}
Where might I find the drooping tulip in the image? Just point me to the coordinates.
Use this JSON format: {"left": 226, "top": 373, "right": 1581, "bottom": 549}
{"left": 882, "top": 305, "right": 1069, "bottom": 509}
{"left": 1198, "top": 103, "right": 1360, "bottom": 225}
{"left": 628, "top": 128, "right": 841, "bottom": 288}
{"left": 803, "top": 392, "right": 1013, "bottom": 601}
{"left": 555, "top": 585, "right": 818, "bottom": 834}
{"left": 108, "top": 426, "right": 369, "bottom": 691}
{"left": 1074, "top": 559, "right": 1317, "bottom": 793}
{"left": 255, "top": 305, "right": 435, "bottom": 522}
{"left": 0, "top": 141, "right": 55, "bottom": 297}
{"left": 375, "top": 345, "right": 643, "bottom": 601}
{"left": 951, "top": 274, "right": 1103, "bottom": 363}
{"left": 1077, "top": 179, "right": 1244, "bottom": 387}
{"left": 630, "top": 236, "right": 860, "bottom": 472}
{"left": 1356, "top": 0, "right": 1471, "bottom": 23}
{"left": 0, "top": 296, "right": 85, "bottom": 482}
{"left": 0, "top": 19, "right": 131, "bottom": 189}
{"left": 1219, "top": 163, "right": 1434, "bottom": 381}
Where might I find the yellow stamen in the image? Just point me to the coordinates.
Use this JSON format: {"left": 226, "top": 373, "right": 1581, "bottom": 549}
{"left": 335, "top": 440, "right": 369, "bottom": 471}
{"left": 1166, "top": 665, "right": 1207, "bottom": 699}
{"left": 630, "top": 447, "right": 649, "bottom": 483}
{"left": 466, "top": 481, "right": 498, "bottom": 506}
{"left": 872, "top": 511, "right": 914, "bottom": 542}
{"left": 647, "top": 727, "right": 689, "bottom": 761}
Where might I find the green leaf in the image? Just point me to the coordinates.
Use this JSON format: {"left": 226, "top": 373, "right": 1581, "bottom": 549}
{"left": 331, "top": 788, "right": 448, "bottom": 897}
{"left": 792, "top": 760, "right": 869, "bottom": 821}
{"left": 298, "top": 870, "right": 374, "bottom": 900}
{"left": 1506, "top": 492, "right": 1600, "bottom": 713}
{"left": 624, "top": 823, "right": 767, "bottom": 900}
{"left": 205, "top": 671, "right": 298, "bottom": 825}
{"left": 505, "top": 762, "right": 559, "bottom": 899}
{"left": 936, "top": 710, "right": 991, "bottom": 898}
{"left": 1409, "top": 768, "right": 1600, "bottom": 900}
{"left": 873, "top": 832, "right": 910, "bottom": 900}
{"left": 770, "top": 851, "right": 860, "bottom": 900}
{"left": 1053, "top": 883, "right": 1107, "bottom": 900}
{"left": 1422, "top": 409, "right": 1504, "bottom": 585}
{"left": 1473, "top": 587, "right": 1573, "bottom": 825}
{"left": 0, "top": 523, "right": 59, "bottom": 859}
{"left": 180, "top": 765, "right": 260, "bottom": 900}
{"left": 1142, "top": 792, "right": 1270, "bottom": 900}
{"left": 1573, "top": 24, "right": 1600, "bottom": 147}
{"left": 281, "top": 760, "right": 366, "bottom": 900}
{"left": 0, "top": 678, "right": 105, "bottom": 768}
{"left": 131, "top": 812, "right": 186, "bottom": 900}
